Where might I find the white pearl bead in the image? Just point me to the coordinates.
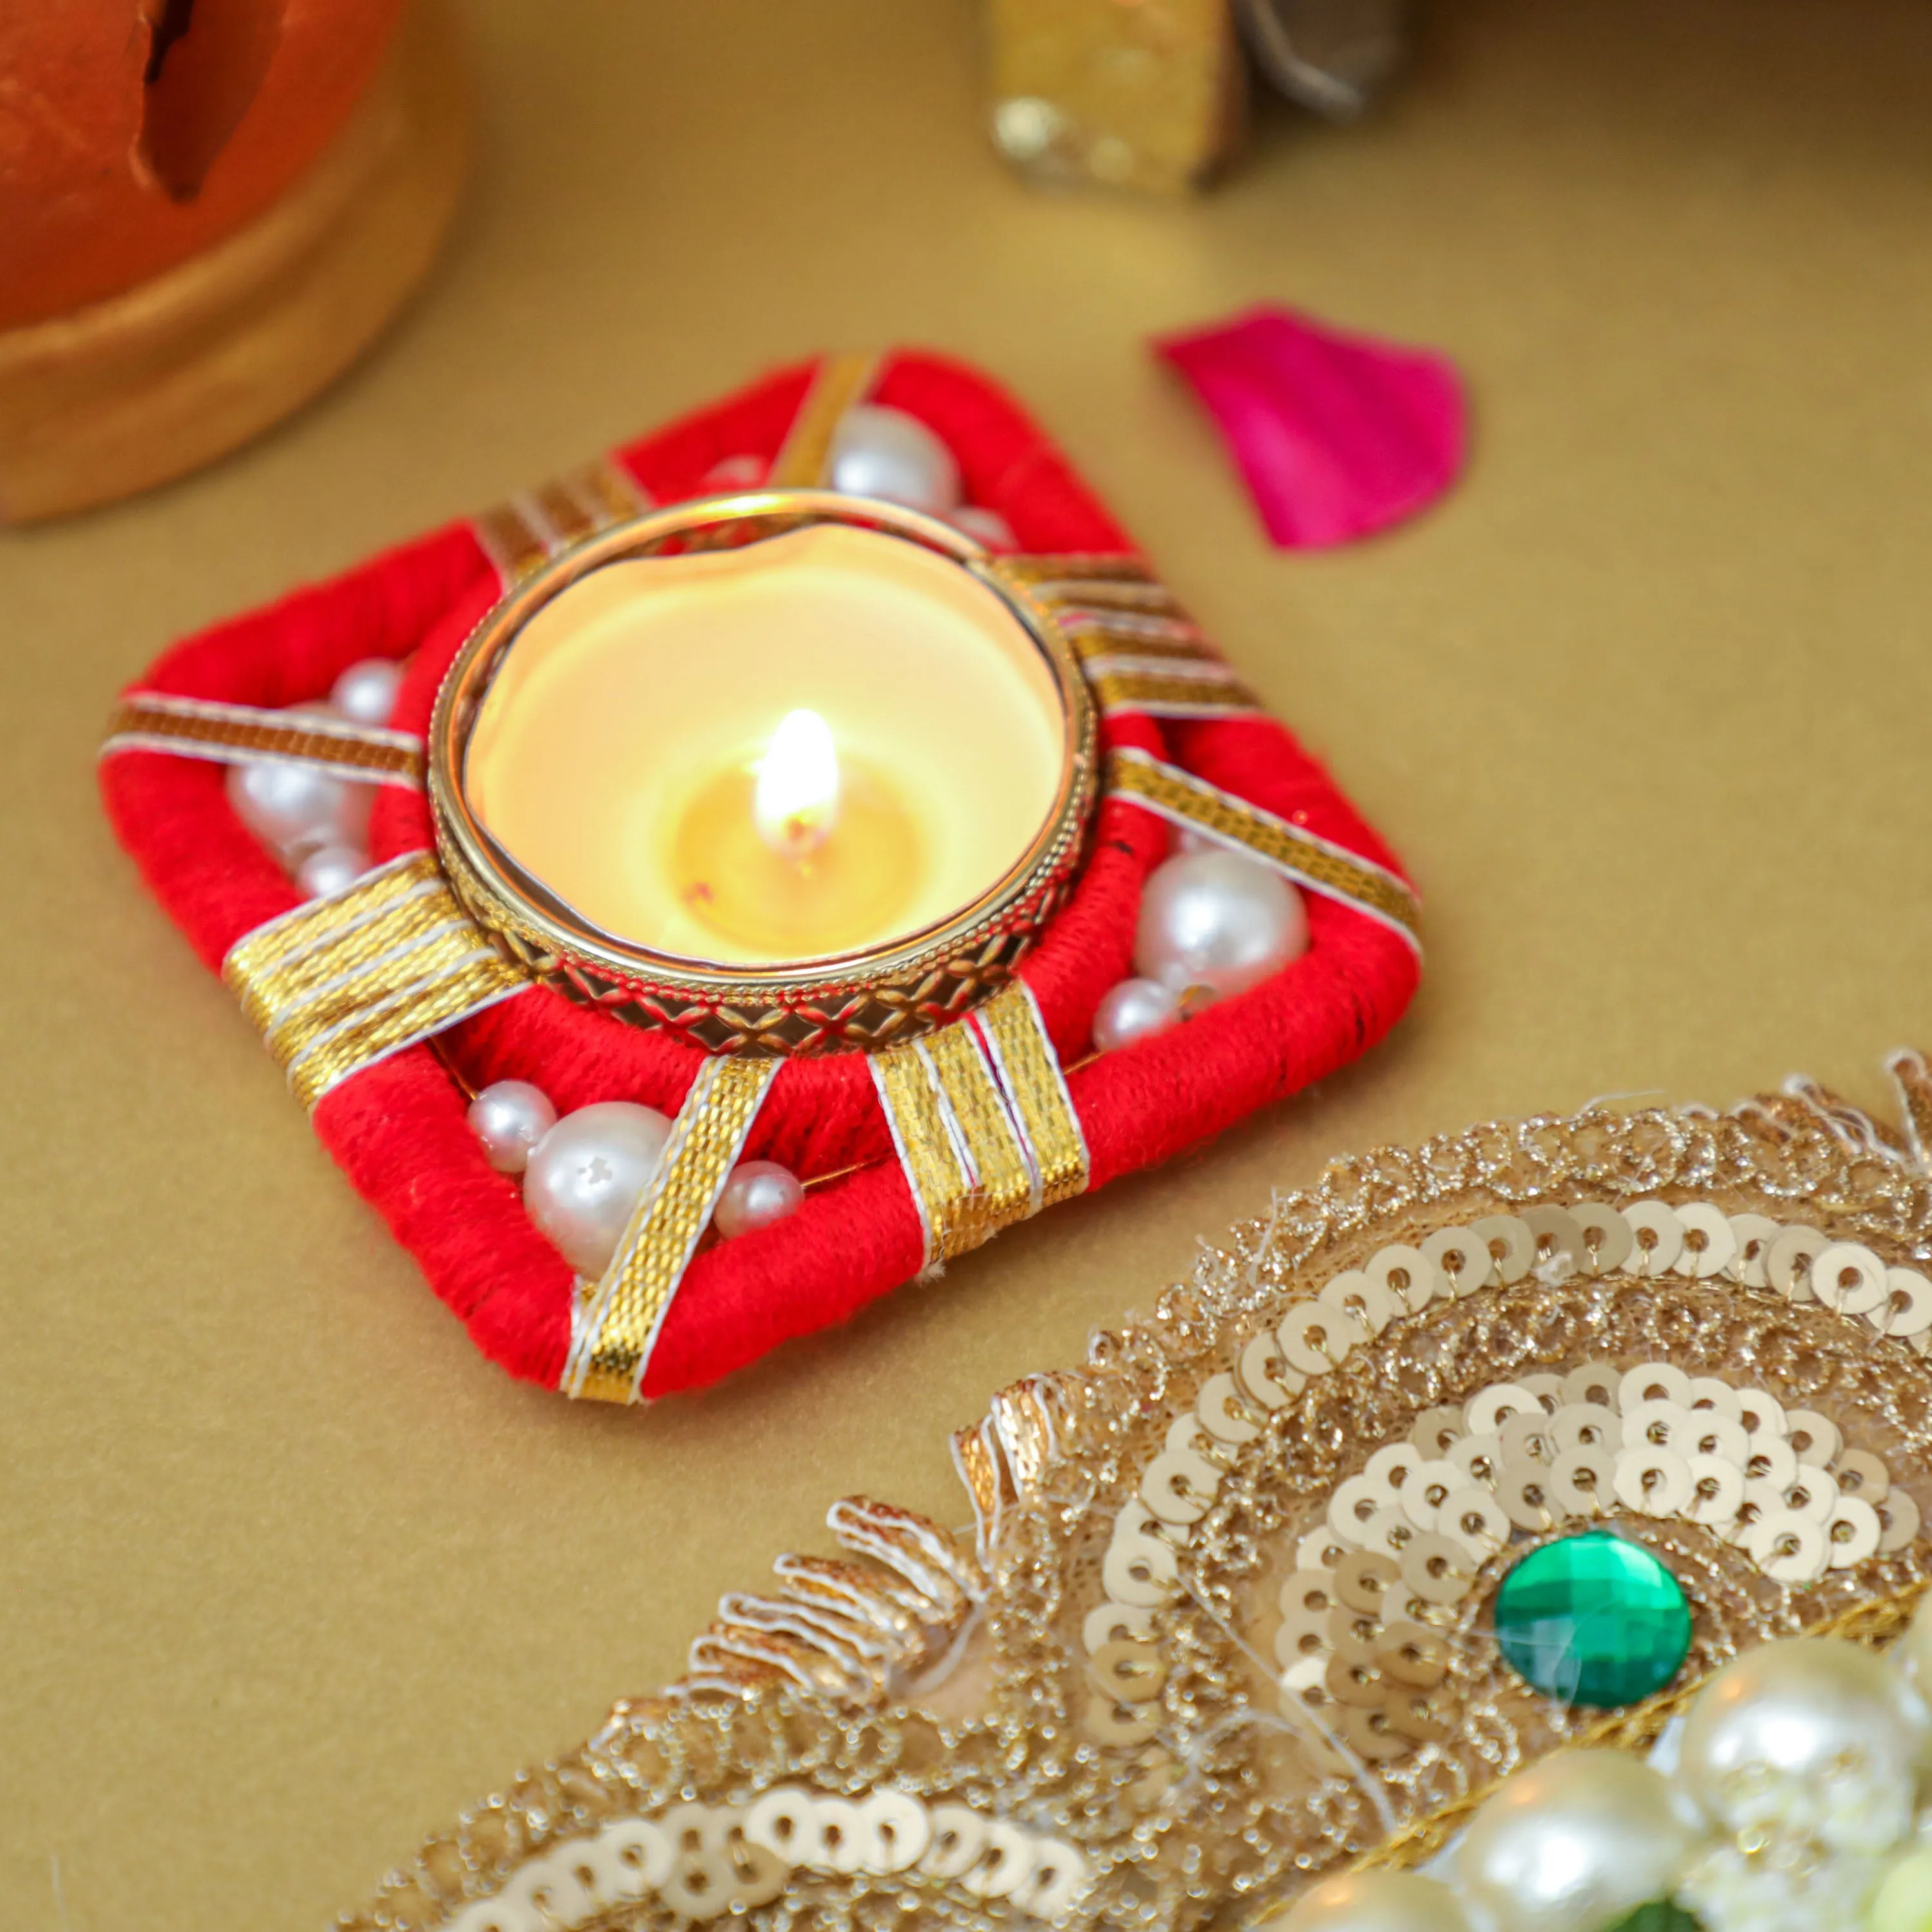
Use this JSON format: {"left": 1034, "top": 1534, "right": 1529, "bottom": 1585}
{"left": 828, "top": 404, "right": 961, "bottom": 513}
{"left": 522, "top": 1102, "right": 672, "bottom": 1278}
{"left": 1454, "top": 1749, "right": 1696, "bottom": 1932}
{"left": 951, "top": 504, "right": 1016, "bottom": 550}
{"left": 1278, "top": 1870, "right": 1475, "bottom": 1932}
{"left": 1092, "top": 976, "right": 1182, "bottom": 1052}
{"left": 468, "top": 1080, "right": 558, "bottom": 1176}
{"left": 328, "top": 658, "right": 406, "bottom": 727}
{"left": 714, "top": 1160, "right": 804, "bottom": 1239}
{"left": 1134, "top": 848, "right": 1308, "bottom": 999}
{"left": 294, "top": 842, "right": 367, "bottom": 899}
{"left": 702, "top": 453, "right": 768, "bottom": 490}
{"left": 1678, "top": 1638, "right": 1932, "bottom": 1828}
{"left": 226, "top": 748, "right": 373, "bottom": 860}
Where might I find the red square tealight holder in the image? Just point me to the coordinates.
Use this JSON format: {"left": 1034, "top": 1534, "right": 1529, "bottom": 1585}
{"left": 99, "top": 351, "right": 1421, "bottom": 1405}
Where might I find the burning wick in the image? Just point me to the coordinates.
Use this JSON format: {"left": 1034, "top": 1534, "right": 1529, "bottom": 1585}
{"left": 753, "top": 708, "right": 841, "bottom": 861}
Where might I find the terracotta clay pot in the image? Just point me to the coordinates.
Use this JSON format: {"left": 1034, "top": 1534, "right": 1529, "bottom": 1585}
{"left": 0, "top": 0, "right": 469, "bottom": 520}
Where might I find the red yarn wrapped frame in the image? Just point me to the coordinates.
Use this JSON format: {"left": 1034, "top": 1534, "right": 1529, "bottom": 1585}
{"left": 100, "top": 352, "right": 1421, "bottom": 1399}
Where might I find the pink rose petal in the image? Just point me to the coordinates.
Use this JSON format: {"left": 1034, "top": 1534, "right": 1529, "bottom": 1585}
{"left": 1155, "top": 304, "right": 1468, "bottom": 549}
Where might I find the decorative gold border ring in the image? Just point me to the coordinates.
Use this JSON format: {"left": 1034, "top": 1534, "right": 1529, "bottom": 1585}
{"left": 428, "top": 491, "right": 1099, "bottom": 1057}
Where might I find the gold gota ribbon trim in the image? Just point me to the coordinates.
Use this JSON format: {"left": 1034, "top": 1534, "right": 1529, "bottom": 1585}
{"left": 996, "top": 553, "right": 1158, "bottom": 586}
{"left": 222, "top": 851, "right": 531, "bottom": 1110}
{"left": 1082, "top": 658, "right": 1262, "bottom": 719}
{"left": 565, "top": 1057, "right": 782, "bottom": 1404}
{"left": 101, "top": 692, "right": 424, "bottom": 787}
{"left": 473, "top": 455, "right": 656, "bottom": 589}
{"left": 768, "top": 352, "right": 884, "bottom": 488}
{"left": 976, "top": 981, "right": 1090, "bottom": 1215}
{"left": 871, "top": 983, "right": 1088, "bottom": 1271}
{"left": 1052, "top": 612, "right": 1217, "bottom": 663}
{"left": 994, "top": 556, "right": 1256, "bottom": 715}
{"left": 1109, "top": 746, "right": 1422, "bottom": 951}
{"left": 873, "top": 1045, "right": 972, "bottom": 1269}
{"left": 923, "top": 1022, "right": 1036, "bottom": 1248}
{"left": 1021, "top": 579, "right": 1183, "bottom": 616}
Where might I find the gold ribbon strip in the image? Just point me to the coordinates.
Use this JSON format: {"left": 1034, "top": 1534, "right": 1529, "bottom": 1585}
{"left": 768, "top": 352, "right": 883, "bottom": 489}
{"left": 1082, "top": 659, "right": 1262, "bottom": 719}
{"left": 873, "top": 1043, "right": 974, "bottom": 1267}
{"left": 995, "top": 553, "right": 1158, "bottom": 586}
{"left": 976, "top": 982, "right": 1090, "bottom": 1215}
{"left": 473, "top": 455, "right": 656, "bottom": 589}
{"left": 1051, "top": 612, "right": 1216, "bottom": 664}
{"left": 872, "top": 983, "right": 1089, "bottom": 1271}
{"left": 1018, "top": 578, "right": 1182, "bottom": 617}
{"left": 1108, "top": 746, "right": 1422, "bottom": 951}
{"left": 101, "top": 692, "right": 424, "bottom": 787}
{"left": 564, "top": 1057, "right": 782, "bottom": 1404}
{"left": 993, "top": 556, "right": 1258, "bottom": 718}
{"left": 222, "top": 851, "right": 530, "bottom": 1110}
{"left": 922, "top": 1020, "right": 1036, "bottom": 1249}
{"left": 992, "top": 557, "right": 1176, "bottom": 625}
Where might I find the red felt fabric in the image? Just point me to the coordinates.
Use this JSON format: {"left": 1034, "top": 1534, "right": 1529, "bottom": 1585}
{"left": 100, "top": 350, "right": 1420, "bottom": 1402}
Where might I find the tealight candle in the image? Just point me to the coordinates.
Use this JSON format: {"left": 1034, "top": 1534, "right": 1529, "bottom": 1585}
{"left": 432, "top": 495, "right": 1097, "bottom": 1053}
{"left": 661, "top": 701, "right": 923, "bottom": 961}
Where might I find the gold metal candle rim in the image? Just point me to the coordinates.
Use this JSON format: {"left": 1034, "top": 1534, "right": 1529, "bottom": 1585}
{"left": 428, "top": 490, "right": 1099, "bottom": 1052}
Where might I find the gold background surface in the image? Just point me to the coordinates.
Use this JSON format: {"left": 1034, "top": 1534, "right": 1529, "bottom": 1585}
{"left": 6, "top": 3, "right": 1932, "bottom": 1926}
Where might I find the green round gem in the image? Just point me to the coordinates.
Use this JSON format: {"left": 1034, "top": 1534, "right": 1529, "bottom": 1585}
{"left": 1493, "top": 1531, "right": 1692, "bottom": 1709}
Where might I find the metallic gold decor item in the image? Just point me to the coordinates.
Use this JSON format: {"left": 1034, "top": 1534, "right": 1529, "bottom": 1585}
{"left": 223, "top": 851, "right": 527, "bottom": 1112}
{"left": 343, "top": 1055, "right": 1932, "bottom": 1932}
{"left": 981, "top": 0, "right": 1412, "bottom": 194}
{"left": 564, "top": 1056, "right": 784, "bottom": 1405}
{"left": 428, "top": 491, "right": 1101, "bottom": 1057}
{"left": 983, "top": 0, "right": 1247, "bottom": 194}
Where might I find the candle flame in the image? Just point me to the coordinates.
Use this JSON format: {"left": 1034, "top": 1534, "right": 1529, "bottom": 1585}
{"left": 753, "top": 708, "right": 841, "bottom": 860}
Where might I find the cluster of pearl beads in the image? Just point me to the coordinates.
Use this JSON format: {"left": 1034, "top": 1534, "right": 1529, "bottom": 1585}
{"left": 1084, "top": 1198, "right": 1932, "bottom": 1749}
{"left": 705, "top": 404, "right": 1017, "bottom": 548}
{"left": 1274, "top": 1611, "right": 1932, "bottom": 1932}
{"left": 1092, "top": 832, "right": 1310, "bottom": 1053}
{"left": 466, "top": 1080, "right": 801, "bottom": 1278}
{"left": 446, "top": 1786, "right": 1088, "bottom": 1932}
{"left": 224, "top": 658, "right": 404, "bottom": 897}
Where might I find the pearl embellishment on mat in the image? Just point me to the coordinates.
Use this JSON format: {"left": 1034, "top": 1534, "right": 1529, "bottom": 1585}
{"left": 522, "top": 1102, "right": 672, "bottom": 1278}
{"left": 1677, "top": 1638, "right": 1931, "bottom": 1834}
{"left": 225, "top": 746, "right": 373, "bottom": 860}
{"left": 715, "top": 1160, "right": 804, "bottom": 1239}
{"left": 1135, "top": 848, "right": 1307, "bottom": 999}
{"left": 1454, "top": 1750, "right": 1694, "bottom": 1932}
{"left": 1092, "top": 977, "right": 1182, "bottom": 1052}
{"left": 294, "top": 842, "right": 368, "bottom": 900}
{"left": 950, "top": 505, "right": 1016, "bottom": 550}
{"left": 1280, "top": 1871, "right": 1475, "bottom": 1932}
{"left": 829, "top": 404, "right": 961, "bottom": 514}
{"left": 468, "top": 1081, "right": 559, "bottom": 1177}
{"left": 328, "top": 657, "right": 405, "bottom": 726}
{"left": 702, "top": 453, "right": 768, "bottom": 491}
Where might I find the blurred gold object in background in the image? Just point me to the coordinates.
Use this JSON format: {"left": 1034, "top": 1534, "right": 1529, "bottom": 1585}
{"left": 985, "top": 0, "right": 1247, "bottom": 193}
{"left": 982, "top": 0, "right": 1408, "bottom": 193}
